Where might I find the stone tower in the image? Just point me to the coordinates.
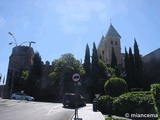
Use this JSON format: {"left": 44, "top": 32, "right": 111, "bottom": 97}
{"left": 9, "top": 46, "right": 35, "bottom": 70}
{"left": 3, "top": 46, "right": 35, "bottom": 98}
{"left": 98, "top": 23, "right": 121, "bottom": 66}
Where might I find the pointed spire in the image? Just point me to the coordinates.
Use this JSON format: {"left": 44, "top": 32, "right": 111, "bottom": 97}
{"left": 98, "top": 34, "right": 105, "bottom": 48}
{"left": 106, "top": 24, "right": 121, "bottom": 38}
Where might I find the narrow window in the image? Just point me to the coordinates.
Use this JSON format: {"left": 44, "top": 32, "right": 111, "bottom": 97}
{"left": 115, "top": 41, "right": 118, "bottom": 46}
{"left": 102, "top": 50, "right": 104, "bottom": 54}
{"left": 111, "top": 40, "right": 113, "bottom": 45}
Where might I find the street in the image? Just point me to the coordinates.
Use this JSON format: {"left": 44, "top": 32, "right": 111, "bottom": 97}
{"left": 0, "top": 99, "right": 75, "bottom": 120}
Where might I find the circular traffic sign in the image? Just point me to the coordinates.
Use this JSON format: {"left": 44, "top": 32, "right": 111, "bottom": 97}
{"left": 72, "top": 73, "right": 80, "bottom": 82}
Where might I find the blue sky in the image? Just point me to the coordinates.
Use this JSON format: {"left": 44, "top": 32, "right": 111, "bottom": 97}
{"left": 0, "top": 0, "right": 160, "bottom": 85}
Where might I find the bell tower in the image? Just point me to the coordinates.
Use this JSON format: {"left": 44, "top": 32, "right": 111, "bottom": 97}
{"left": 98, "top": 23, "right": 121, "bottom": 66}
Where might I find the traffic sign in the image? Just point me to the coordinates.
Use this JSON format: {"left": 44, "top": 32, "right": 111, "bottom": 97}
{"left": 72, "top": 73, "right": 80, "bottom": 82}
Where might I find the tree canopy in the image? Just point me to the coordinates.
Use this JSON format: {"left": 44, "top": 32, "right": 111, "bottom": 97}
{"left": 49, "top": 53, "right": 85, "bottom": 91}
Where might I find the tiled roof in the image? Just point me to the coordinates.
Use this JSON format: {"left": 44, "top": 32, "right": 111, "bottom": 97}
{"left": 98, "top": 35, "right": 105, "bottom": 48}
{"left": 106, "top": 24, "right": 121, "bottom": 38}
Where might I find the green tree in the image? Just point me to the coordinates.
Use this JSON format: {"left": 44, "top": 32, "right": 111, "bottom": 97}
{"left": 98, "top": 59, "right": 108, "bottom": 95}
{"left": 49, "top": 53, "right": 85, "bottom": 93}
{"left": 83, "top": 44, "right": 91, "bottom": 77}
{"left": 91, "top": 42, "right": 99, "bottom": 93}
{"left": 111, "top": 47, "right": 117, "bottom": 69}
{"left": 26, "top": 51, "right": 42, "bottom": 98}
{"left": 31, "top": 52, "right": 42, "bottom": 78}
{"left": 124, "top": 47, "right": 129, "bottom": 83}
{"left": 129, "top": 47, "right": 135, "bottom": 89}
{"left": 134, "top": 39, "right": 143, "bottom": 88}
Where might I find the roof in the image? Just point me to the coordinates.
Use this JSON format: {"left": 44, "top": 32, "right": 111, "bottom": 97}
{"left": 105, "top": 24, "right": 121, "bottom": 38}
{"left": 98, "top": 35, "right": 105, "bottom": 48}
{"left": 142, "top": 48, "right": 160, "bottom": 62}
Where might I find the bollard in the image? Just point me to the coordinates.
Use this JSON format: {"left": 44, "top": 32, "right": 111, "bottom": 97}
{"left": 93, "top": 100, "right": 97, "bottom": 112}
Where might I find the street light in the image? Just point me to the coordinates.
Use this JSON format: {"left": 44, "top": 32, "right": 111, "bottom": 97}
{"left": 8, "top": 32, "right": 17, "bottom": 46}
{"left": 9, "top": 42, "right": 17, "bottom": 46}
{"left": 8, "top": 32, "right": 36, "bottom": 47}
{"left": 19, "top": 41, "right": 36, "bottom": 47}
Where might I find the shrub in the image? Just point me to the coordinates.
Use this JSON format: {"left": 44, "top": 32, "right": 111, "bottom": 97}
{"left": 97, "top": 95, "right": 115, "bottom": 114}
{"left": 104, "top": 77, "right": 128, "bottom": 97}
{"left": 151, "top": 84, "right": 160, "bottom": 117}
{"left": 113, "top": 91, "right": 156, "bottom": 117}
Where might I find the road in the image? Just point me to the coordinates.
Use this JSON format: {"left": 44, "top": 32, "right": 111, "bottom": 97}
{"left": 0, "top": 99, "right": 75, "bottom": 120}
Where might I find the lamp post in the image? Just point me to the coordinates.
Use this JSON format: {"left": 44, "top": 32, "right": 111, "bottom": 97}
{"left": 19, "top": 41, "right": 36, "bottom": 47}
{"left": 8, "top": 32, "right": 36, "bottom": 47}
{"left": 8, "top": 32, "right": 17, "bottom": 46}
{"left": 107, "top": 71, "right": 112, "bottom": 117}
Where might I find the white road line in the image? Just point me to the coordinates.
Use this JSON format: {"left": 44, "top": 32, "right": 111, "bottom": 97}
{"left": 47, "top": 104, "right": 62, "bottom": 116}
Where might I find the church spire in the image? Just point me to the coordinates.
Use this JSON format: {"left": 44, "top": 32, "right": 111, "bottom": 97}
{"left": 106, "top": 24, "right": 121, "bottom": 38}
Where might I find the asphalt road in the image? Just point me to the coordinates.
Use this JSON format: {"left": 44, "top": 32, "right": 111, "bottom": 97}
{"left": 0, "top": 99, "right": 75, "bottom": 120}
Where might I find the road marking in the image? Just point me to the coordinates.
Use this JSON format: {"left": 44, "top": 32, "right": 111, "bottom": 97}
{"left": 47, "top": 104, "right": 62, "bottom": 116}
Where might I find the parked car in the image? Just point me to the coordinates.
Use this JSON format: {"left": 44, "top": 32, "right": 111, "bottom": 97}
{"left": 62, "top": 93, "right": 86, "bottom": 107}
{"left": 11, "top": 92, "right": 34, "bottom": 101}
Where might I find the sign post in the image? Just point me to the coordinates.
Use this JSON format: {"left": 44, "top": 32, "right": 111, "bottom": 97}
{"left": 72, "top": 73, "right": 81, "bottom": 120}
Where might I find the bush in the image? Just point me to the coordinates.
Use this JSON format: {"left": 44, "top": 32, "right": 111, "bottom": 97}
{"left": 151, "top": 84, "right": 160, "bottom": 117}
{"left": 104, "top": 77, "right": 128, "bottom": 97}
{"left": 113, "top": 91, "right": 156, "bottom": 117}
{"left": 97, "top": 95, "right": 115, "bottom": 114}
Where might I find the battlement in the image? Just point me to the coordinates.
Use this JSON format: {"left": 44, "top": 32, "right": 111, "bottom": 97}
{"left": 11, "top": 46, "right": 34, "bottom": 56}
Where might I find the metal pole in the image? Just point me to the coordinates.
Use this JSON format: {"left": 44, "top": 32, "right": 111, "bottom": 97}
{"left": 74, "top": 82, "right": 79, "bottom": 120}
{"left": 75, "top": 83, "right": 77, "bottom": 120}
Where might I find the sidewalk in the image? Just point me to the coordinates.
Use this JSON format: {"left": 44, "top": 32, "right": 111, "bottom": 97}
{"left": 72, "top": 104, "right": 105, "bottom": 120}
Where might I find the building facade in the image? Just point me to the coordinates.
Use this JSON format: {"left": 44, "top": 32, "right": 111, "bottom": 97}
{"left": 97, "top": 23, "right": 124, "bottom": 67}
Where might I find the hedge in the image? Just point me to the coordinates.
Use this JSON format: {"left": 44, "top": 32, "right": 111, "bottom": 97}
{"left": 97, "top": 95, "right": 115, "bottom": 114}
{"left": 113, "top": 91, "right": 156, "bottom": 117}
{"left": 151, "top": 84, "right": 160, "bottom": 117}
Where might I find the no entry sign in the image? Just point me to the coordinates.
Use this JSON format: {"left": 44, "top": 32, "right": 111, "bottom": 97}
{"left": 72, "top": 73, "right": 80, "bottom": 82}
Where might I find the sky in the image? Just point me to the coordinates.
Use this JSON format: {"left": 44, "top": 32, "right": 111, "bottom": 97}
{"left": 0, "top": 0, "right": 160, "bottom": 85}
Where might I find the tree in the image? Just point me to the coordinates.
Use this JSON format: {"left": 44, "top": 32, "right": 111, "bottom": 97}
{"left": 91, "top": 42, "right": 99, "bottom": 93}
{"left": 83, "top": 44, "right": 91, "bottom": 77}
{"left": 98, "top": 59, "right": 108, "bottom": 95}
{"left": 31, "top": 52, "right": 42, "bottom": 78}
{"left": 129, "top": 47, "right": 135, "bottom": 89}
{"left": 111, "top": 47, "right": 117, "bottom": 69}
{"left": 49, "top": 53, "right": 85, "bottom": 94}
{"left": 134, "top": 39, "right": 143, "bottom": 88}
{"left": 26, "top": 51, "right": 42, "bottom": 98}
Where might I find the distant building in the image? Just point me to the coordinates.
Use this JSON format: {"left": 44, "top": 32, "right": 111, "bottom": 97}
{"left": 97, "top": 23, "right": 125, "bottom": 67}
{"left": 142, "top": 48, "right": 160, "bottom": 63}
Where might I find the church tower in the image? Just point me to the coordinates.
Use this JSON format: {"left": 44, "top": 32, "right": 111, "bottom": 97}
{"left": 98, "top": 23, "right": 121, "bottom": 66}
